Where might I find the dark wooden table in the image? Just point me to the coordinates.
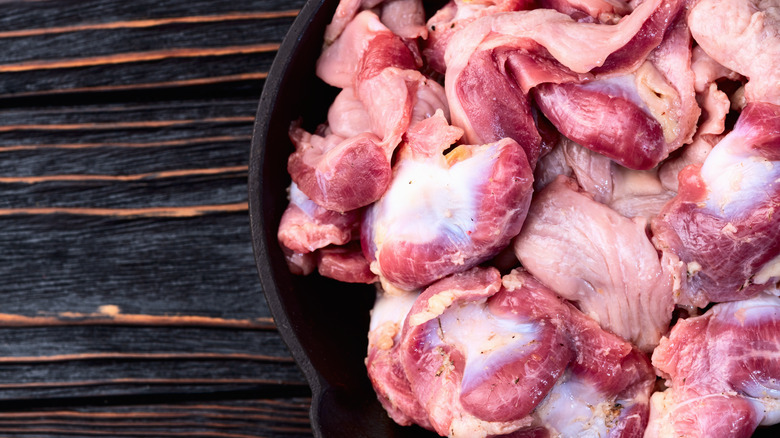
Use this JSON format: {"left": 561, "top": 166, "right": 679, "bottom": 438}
{"left": 0, "top": 0, "right": 313, "bottom": 436}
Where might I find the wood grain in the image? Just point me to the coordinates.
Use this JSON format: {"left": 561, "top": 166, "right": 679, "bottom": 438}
{"left": 0, "top": 0, "right": 306, "bottom": 98}
{"left": 0, "top": 0, "right": 315, "bottom": 435}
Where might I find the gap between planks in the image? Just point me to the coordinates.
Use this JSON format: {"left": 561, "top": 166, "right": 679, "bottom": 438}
{"left": 0, "top": 165, "right": 248, "bottom": 183}
{"left": 0, "top": 352, "right": 295, "bottom": 364}
{"left": 0, "top": 11, "right": 300, "bottom": 38}
{"left": 0, "top": 203, "right": 249, "bottom": 218}
{"left": 0, "top": 378, "right": 308, "bottom": 389}
{"left": 0, "top": 428, "right": 312, "bottom": 438}
{"left": 0, "top": 117, "right": 254, "bottom": 131}
{"left": 0, "top": 72, "right": 269, "bottom": 99}
{"left": 0, "top": 135, "right": 253, "bottom": 152}
{"left": 0, "top": 312, "right": 274, "bottom": 330}
{"left": 0, "top": 44, "right": 280, "bottom": 73}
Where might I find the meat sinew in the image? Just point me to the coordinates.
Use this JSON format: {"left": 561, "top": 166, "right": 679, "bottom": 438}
{"left": 513, "top": 175, "right": 675, "bottom": 352}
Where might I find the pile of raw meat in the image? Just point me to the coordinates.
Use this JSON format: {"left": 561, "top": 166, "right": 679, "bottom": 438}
{"left": 276, "top": 0, "right": 780, "bottom": 436}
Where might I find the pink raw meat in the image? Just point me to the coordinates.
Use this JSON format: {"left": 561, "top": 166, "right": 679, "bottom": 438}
{"left": 533, "top": 138, "right": 674, "bottom": 221}
{"left": 652, "top": 102, "right": 780, "bottom": 307}
{"left": 366, "top": 288, "right": 433, "bottom": 429}
{"left": 292, "top": 11, "right": 447, "bottom": 213}
{"left": 375, "top": 267, "right": 655, "bottom": 437}
{"left": 323, "top": 0, "right": 426, "bottom": 46}
{"left": 424, "top": 0, "right": 535, "bottom": 74}
{"left": 533, "top": 17, "right": 699, "bottom": 170}
{"left": 361, "top": 111, "right": 533, "bottom": 292}
{"left": 646, "top": 293, "right": 780, "bottom": 438}
{"left": 513, "top": 175, "right": 675, "bottom": 351}
{"left": 688, "top": 0, "right": 780, "bottom": 106}
{"left": 277, "top": 182, "right": 360, "bottom": 254}
{"left": 317, "top": 242, "right": 377, "bottom": 284}
{"left": 538, "top": 0, "right": 631, "bottom": 21}
{"left": 444, "top": 0, "right": 686, "bottom": 169}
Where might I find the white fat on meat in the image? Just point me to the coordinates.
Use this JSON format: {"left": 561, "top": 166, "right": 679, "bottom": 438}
{"left": 700, "top": 133, "right": 780, "bottom": 218}
{"left": 369, "top": 287, "right": 418, "bottom": 348}
{"left": 363, "top": 111, "right": 534, "bottom": 291}
{"left": 372, "top": 146, "right": 496, "bottom": 247}
{"left": 434, "top": 301, "right": 540, "bottom": 392}
{"left": 533, "top": 371, "right": 620, "bottom": 437}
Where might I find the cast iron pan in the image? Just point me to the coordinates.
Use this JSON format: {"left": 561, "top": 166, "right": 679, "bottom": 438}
{"left": 248, "top": 0, "right": 435, "bottom": 436}
{"left": 248, "top": 1, "right": 778, "bottom": 436}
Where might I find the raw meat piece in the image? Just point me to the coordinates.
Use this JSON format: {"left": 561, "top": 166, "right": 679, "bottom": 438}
{"left": 390, "top": 267, "right": 654, "bottom": 437}
{"left": 651, "top": 102, "right": 780, "bottom": 307}
{"left": 536, "top": 138, "right": 674, "bottom": 221}
{"left": 532, "top": 139, "right": 572, "bottom": 192}
{"left": 444, "top": 0, "right": 686, "bottom": 169}
{"left": 690, "top": 46, "right": 742, "bottom": 140}
{"left": 534, "top": 17, "right": 699, "bottom": 170}
{"left": 366, "top": 287, "right": 432, "bottom": 428}
{"left": 450, "top": 48, "right": 544, "bottom": 166}
{"left": 287, "top": 125, "right": 390, "bottom": 213}
{"left": 293, "top": 11, "right": 447, "bottom": 212}
{"left": 559, "top": 137, "right": 613, "bottom": 204}
{"left": 444, "top": 0, "right": 683, "bottom": 82}
{"left": 282, "top": 247, "right": 316, "bottom": 276}
{"left": 277, "top": 184, "right": 371, "bottom": 283}
{"left": 539, "top": 0, "right": 631, "bottom": 21}
{"left": 513, "top": 175, "right": 675, "bottom": 351}
{"left": 362, "top": 111, "right": 533, "bottom": 291}
{"left": 424, "top": 0, "right": 535, "bottom": 74}
{"left": 378, "top": 0, "right": 427, "bottom": 41}
{"left": 657, "top": 137, "right": 714, "bottom": 193}
{"left": 656, "top": 48, "right": 742, "bottom": 191}
{"left": 323, "top": 0, "right": 426, "bottom": 45}
{"left": 326, "top": 88, "right": 372, "bottom": 139}
{"left": 608, "top": 163, "right": 674, "bottom": 221}
{"left": 645, "top": 293, "right": 780, "bottom": 438}
{"left": 277, "top": 182, "right": 360, "bottom": 254}
{"left": 688, "top": 0, "right": 780, "bottom": 106}
{"left": 317, "top": 242, "right": 377, "bottom": 284}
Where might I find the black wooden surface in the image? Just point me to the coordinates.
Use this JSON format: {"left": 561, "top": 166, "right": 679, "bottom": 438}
{"left": 0, "top": 0, "right": 313, "bottom": 436}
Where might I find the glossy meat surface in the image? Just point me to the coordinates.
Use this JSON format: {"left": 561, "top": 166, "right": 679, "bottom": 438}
{"left": 652, "top": 102, "right": 780, "bottom": 307}
{"left": 362, "top": 111, "right": 533, "bottom": 291}
{"left": 646, "top": 293, "right": 780, "bottom": 437}
{"left": 365, "top": 267, "right": 655, "bottom": 437}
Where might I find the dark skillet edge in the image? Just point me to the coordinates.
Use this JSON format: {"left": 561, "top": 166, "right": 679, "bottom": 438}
{"left": 249, "top": 0, "right": 420, "bottom": 436}
{"left": 248, "top": 0, "right": 436, "bottom": 435}
{"left": 248, "top": 0, "right": 331, "bottom": 434}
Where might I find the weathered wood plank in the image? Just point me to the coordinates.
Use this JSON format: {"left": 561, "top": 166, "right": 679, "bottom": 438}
{"left": 0, "top": 398, "right": 312, "bottom": 437}
{"left": 0, "top": 99, "right": 258, "bottom": 125}
{"left": 0, "top": 178, "right": 248, "bottom": 209}
{"left": 0, "top": 325, "right": 291, "bottom": 357}
{"left": 0, "top": 17, "right": 295, "bottom": 64}
{"left": 0, "top": 214, "right": 266, "bottom": 319}
{"left": 0, "top": 0, "right": 306, "bottom": 99}
{"left": 1, "top": 0, "right": 306, "bottom": 31}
